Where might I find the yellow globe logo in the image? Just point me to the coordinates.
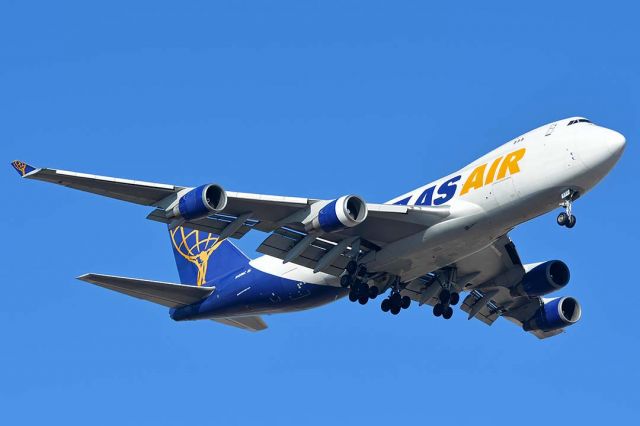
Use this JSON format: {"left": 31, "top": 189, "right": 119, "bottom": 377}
{"left": 12, "top": 160, "right": 28, "bottom": 176}
{"left": 170, "top": 227, "right": 223, "bottom": 286}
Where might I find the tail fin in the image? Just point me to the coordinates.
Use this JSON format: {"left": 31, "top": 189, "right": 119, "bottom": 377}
{"left": 168, "top": 226, "right": 250, "bottom": 286}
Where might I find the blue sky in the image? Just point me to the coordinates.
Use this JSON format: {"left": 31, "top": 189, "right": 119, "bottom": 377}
{"left": 2, "top": 1, "right": 638, "bottom": 424}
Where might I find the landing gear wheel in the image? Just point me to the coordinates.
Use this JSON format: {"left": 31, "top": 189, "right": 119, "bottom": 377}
{"left": 390, "top": 292, "right": 401, "bottom": 305}
{"left": 358, "top": 295, "right": 369, "bottom": 305}
{"left": 557, "top": 212, "right": 568, "bottom": 226}
{"left": 433, "top": 303, "right": 444, "bottom": 317}
{"left": 346, "top": 261, "right": 358, "bottom": 275}
{"left": 401, "top": 296, "right": 411, "bottom": 309}
{"left": 442, "top": 306, "right": 453, "bottom": 319}
{"left": 348, "top": 291, "right": 358, "bottom": 302}
{"left": 356, "top": 264, "right": 367, "bottom": 277}
{"left": 558, "top": 190, "right": 579, "bottom": 229}
{"left": 381, "top": 299, "right": 391, "bottom": 312}
{"left": 368, "top": 286, "right": 379, "bottom": 300}
{"left": 390, "top": 305, "right": 401, "bottom": 315}
{"left": 450, "top": 292, "right": 460, "bottom": 306}
{"left": 340, "top": 275, "right": 352, "bottom": 288}
{"left": 356, "top": 283, "right": 368, "bottom": 297}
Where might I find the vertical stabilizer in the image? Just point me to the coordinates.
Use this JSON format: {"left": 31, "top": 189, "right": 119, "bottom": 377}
{"left": 168, "top": 226, "right": 249, "bottom": 286}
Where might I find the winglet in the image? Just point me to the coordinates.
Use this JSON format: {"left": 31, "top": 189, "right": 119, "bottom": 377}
{"left": 10, "top": 160, "right": 36, "bottom": 177}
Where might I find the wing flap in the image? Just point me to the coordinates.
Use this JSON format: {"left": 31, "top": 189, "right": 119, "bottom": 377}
{"left": 146, "top": 209, "right": 257, "bottom": 240}
{"left": 257, "top": 230, "right": 358, "bottom": 277}
{"left": 77, "top": 273, "right": 213, "bottom": 308}
{"left": 459, "top": 290, "right": 502, "bottom": 325}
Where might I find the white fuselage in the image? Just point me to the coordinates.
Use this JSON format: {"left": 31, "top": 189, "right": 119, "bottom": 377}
{"left": 252, "top": 117, "right": 626, "bottom": 286}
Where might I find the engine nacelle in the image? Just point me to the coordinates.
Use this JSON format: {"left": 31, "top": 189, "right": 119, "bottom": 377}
{"left": 523, "top": 297, "right": 582, "bottom": 332}
{"left": 306, "top": 195, "right": 368, "bottom": 233}
{"left": 170, "top": 184, "right": 227, "bottom": 221}
{"left": 518, "top": 260, "right": 570, "bottom": 297}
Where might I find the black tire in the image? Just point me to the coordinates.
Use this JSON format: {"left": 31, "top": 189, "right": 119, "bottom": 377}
{"left": 356, "top": 264, "right": 368, "bottom": 277}
{"left": 557, "top": 212, "right": 568, "bottom": 226}
{"left": 566, "top": 215, "right": 576, "bottom": 228}
{"left": 348, "top": 291, "right": 358, "bottom": 302}
{"left": 355, "top": 283, "right": 367, "bottom": 298}
{"left": 401, "top": 296, "right": 411, "bottom": 309}
{"left": 390, "top": 305, "right": 401, "bottom": 315}
{"left": 346, "top": 261, "right": 358, "bottom": 275}
{"left": 358, "top": 295, "right": 369, "bottom": 305}
{"left": 443, "top": 306, "right": 453, "bottom": 319}
{"left": 368, "top": 286, "right": 379, "bottom": 300}
{"left": 389, "top": 293, "right": 402, "bottom": 309}
{"left": 381, "top": 298, "right": 391, "bottom": 312}
{"left": 340, "top": 275, "right": 352, "bottom": 288}
{"left": 433, "top": 303, "right": 444, "bottom": 317}
{"left": 450, "top": 292, "right": 460, "bottom": 306}
{"left": 439, "top": 289, "right": 451, "bottom": 304}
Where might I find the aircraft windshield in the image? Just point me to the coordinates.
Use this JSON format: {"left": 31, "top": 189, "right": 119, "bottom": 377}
{"left": 567, "top": 119, "right": 592, "bottom": 126}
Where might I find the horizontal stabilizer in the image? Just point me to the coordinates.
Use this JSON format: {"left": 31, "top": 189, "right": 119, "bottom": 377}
{"left": 213, "top": 316, "right": 268, "bottom": 332}
{"left": 77, "top": 273, "right": 213, "bottom": 308}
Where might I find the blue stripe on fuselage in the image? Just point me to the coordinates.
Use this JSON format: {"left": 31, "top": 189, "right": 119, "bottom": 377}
{"left": 170, "top": 266, "right": 346, "bottom": 321}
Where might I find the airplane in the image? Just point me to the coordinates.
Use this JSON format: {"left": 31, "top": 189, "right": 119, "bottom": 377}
{"left": 11, "top": 116, "right": 625, "bottom": 338}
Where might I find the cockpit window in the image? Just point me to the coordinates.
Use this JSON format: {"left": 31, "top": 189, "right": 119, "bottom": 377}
{"left": 568, "top": 119, "right": 592, "bottom": 126}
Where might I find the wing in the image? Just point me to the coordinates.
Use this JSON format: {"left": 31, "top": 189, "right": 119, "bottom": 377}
{"left": 12, "top": 160, "right": 185, "bottom": 206}
{"left": 253, "top": 203, "right": 448, "bottom": 275}
{"left": 401, "top": 235, "right": 568, "bottom": 339}
{"left": 13, "top": 160, "right": 449, "bottom": 274}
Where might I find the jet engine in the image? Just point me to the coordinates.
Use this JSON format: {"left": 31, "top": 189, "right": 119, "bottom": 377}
{"left": 518, "top": 260, "right": 570, "bottom": 297}
{"left": 522, "top": 297, "right": 582, "bottom": 332}
{"left": 169, "top": 184, "right": 227, "bottom": 221}
{"left": 306, "top": 195, "right": 368, "bottom": 233}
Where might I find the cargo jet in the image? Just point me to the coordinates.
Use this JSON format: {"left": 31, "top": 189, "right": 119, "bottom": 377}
{"left": 12, "top": 117, "right": 625, "bottom": 338}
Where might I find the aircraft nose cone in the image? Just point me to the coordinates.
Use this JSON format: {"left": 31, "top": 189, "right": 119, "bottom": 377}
{"left": 607, "top": 129, "right": 626, "bottom": 157}
{"left": 577, "top": 126, "right": 626, "bottom": 174}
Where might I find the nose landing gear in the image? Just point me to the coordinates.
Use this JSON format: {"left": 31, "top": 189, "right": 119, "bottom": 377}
{"left": 557, "top": 189, "right": 579, "bottom": 229}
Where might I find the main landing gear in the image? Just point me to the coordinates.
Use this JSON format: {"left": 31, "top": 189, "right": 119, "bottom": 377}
{"left": 432, "top": 268, "right": 460, "bottom": 320}
{"left": 380, "top": 285, "right": 411, "bottom": 316}
{"left": 557, "top": 189, "right": 579, "bottom": 229}
{"left": 342, "top": 261, "right": 379, "bottom": 305}
{"left": 432, "top": 289, "right": 459, "bottom": 320}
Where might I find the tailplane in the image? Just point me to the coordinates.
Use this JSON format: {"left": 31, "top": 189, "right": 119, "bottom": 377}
{"left": 168, "top": 226, "right": 250, "bottom": 286}
{"left": 77, "top": 273, "right": 267, "bottom": 331}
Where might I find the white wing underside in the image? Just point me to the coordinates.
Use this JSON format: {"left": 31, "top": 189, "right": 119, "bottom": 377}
{"left": 21, "top": 165, "right": 450, "bottom": 274}
{"left": 400, "top": 236, "right": 567, "bottom": 339}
